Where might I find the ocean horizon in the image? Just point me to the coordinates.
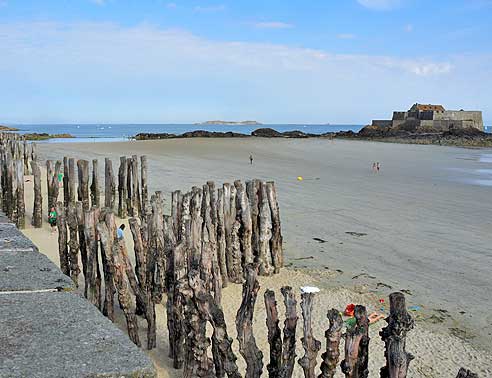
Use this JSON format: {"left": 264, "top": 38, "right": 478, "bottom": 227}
{"left": 10, "top": 123, "right": 364, "bottom": 143}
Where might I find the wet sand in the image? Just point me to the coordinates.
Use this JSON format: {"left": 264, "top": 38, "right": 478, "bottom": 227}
{"left": 25, "top": 137, "right": 492, "bottom": 374}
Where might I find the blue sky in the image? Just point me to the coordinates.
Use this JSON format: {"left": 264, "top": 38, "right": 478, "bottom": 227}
{"left": 0, "top": 0, "right": 491, "bottom": 124}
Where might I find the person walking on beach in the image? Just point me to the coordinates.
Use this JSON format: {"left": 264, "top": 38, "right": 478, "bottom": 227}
{"left": 372, "top": 162, "right": 377, "bottom": 173}
{"left": 48, "top": 207, "right": 57, "bottom": 234}
{"left": 117, "top": 224, "right": 126, "bottom": 240}
{"left": 249, "top": 154, "right": 253, "bottom": 165}
{"left": 376, "top": 162, "right": 380, "bottom": 173}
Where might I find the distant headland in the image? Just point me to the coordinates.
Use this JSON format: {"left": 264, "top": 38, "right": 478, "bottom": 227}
{"left": 194, "top": 120, "right": 262, "bottom": 126}
{"left": 0, "top": 125, "right": 19, "bottom": 131}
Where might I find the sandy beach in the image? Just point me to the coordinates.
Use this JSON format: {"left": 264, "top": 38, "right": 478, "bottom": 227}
{"left": 20, "top": 137, "right": 492, "bottom": 377}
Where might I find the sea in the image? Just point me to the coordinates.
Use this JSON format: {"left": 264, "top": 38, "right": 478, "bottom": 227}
{"left": 10, "top": 123, "right": 491, "bottom": 143}
{"left": 11, "top": 124, "right": 363, "bottom": 143}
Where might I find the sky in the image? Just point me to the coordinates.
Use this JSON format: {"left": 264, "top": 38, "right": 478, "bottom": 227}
{"left": 0, "top": 0, "right": 491, "bottom": 124}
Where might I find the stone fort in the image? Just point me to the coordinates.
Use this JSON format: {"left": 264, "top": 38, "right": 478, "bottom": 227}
{"left": 372, "top": 103, "right": 483, "bottom": 132}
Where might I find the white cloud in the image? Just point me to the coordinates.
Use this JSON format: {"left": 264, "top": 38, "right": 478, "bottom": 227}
{"left": 254, "top": 22, "right": 293, "bottom": 29}
{"left": 0, "top": 21, "right": 487, "bottom": 124}
{"left": 337, "top": 33, "right": 356, "bottom": 39}
{"left": 357, "top": 0, "right": 401, "bottom": 10}
{"left": 193, "top": 5, "right": 225, "bottom": 12}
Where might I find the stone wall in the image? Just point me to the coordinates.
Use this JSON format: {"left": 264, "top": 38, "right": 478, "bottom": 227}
{"left": 434, "top": 111, "right": 483, "bottom": 130}
{"left": 0, "top": 214, "right": 156, "bottom": 378}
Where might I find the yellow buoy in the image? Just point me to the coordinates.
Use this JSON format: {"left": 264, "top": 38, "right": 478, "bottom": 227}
{"left": 297, "top": 176, "right": 303, "bottom": 181}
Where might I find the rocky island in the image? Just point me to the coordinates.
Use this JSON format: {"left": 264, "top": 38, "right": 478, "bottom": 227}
{"left": 194, "top": 120, "right": 262, "bottom": 125}
{"left": 23, "top": 133, "right": 75, "bottom": 141}
{"left": 0, "top": 125, "right": 20, "bottom": 131}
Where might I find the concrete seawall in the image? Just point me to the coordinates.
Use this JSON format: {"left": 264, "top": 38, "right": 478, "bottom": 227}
{"left": 0, "top": 213, "right": 156, "bottom": 378}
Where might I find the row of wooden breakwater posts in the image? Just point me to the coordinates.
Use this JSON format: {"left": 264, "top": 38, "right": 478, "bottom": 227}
{"left": 0, "top": 133, "right": 478, "bottom": 378}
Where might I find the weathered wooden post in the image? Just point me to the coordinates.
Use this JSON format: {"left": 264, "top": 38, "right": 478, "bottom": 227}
{"left": 77, "top": 160, "right": 90, "bottom": 211}
{"left": 341, "top": 305, "right": 369, "bottom": 378}
{"left": 280, "top": 286, "right": 298, "bottom": 378}
{"left": 319, "top": 309, "right": 343, "bottom": 378}
{"left": 104, "top": 158, "right": 116, "bottom": 210}
{"left": 30, "top": 160, "right": 42, "bottom": 228}
{"left": 132, "top": 155, "right": 141, "bottom": 216}
{"left": 188, "top": 269, "right": 241, "bottom": 378}
{"left": 112, "top": 238, "right": 141, "bottom": 347}
{"left": 129, "top": 218, "right": 147, "bottom": 316}
{"left": 15, "top": 159, "right": 25, "bottom": 229}
{"left": 56, "top": 202, "right": 70, "bottom": 276}
{"left": 182, "top": 271, "right": 213, "bottom": 378}
{"left": 90, "top": 159, "right": 100, "bottom": 208}
{"left": 235, "top": 180, "right": 253, "bottom": 266}
{"left": 118, "top": 156, "right": 127, "bottom": 218}
{"left": 63, "top": 157, "right": 70, "bottom": 208}
{"left": 380, "top": 292, "right": 414, "bottom": 378}
{"left": 216, "top": 187, "right": 228, "bottom": 287}
{"left": 258, "top": 181, "right": 274, "bottom": 276}
{"left": 67, "top": 203, "right": 80, "bottom": 286}
{"left": 76, "top": 202, "right": 88, "bottom": 297}
{"left": 31, "top": 142, "right": 37, "bottom": 163}
{"left": 236, "top": 263, "right": 263, "bottom": 378}
{"left": 46, "top": 160, "right": 61, "bottom": 213}
{"left": 298, "top": 288, "right": 321, "bottom": 378}
{"left": 68, "top": 158, "right": 76, "bottom": 205}
{"left": 189, "top": 187, "right": 203, "bottom": 268}
{"left": 171, "top": 190, "right": 182, "bottom": 240}
{"left": 23, "top": 139, "right": 29, "bottom": 175}
{"left": 228, "top": 220, "right": 243, "bottom": 283}
{"left": 140, "top": 155, "right": 148, "bottom": 215}
{"left": 247, "top": 180, "right": 260, "bottom": 259}
{"left": 265, "top": 289, "right": 283, "bottom": 378}
{"left": 266, "top": 182, "right": 283, "bottom": 272}
{"left": 96, "top": 212, "right": 116, "bottom": 321}
{"left": 83, "top": 208, "right": 102, "bottom": 309}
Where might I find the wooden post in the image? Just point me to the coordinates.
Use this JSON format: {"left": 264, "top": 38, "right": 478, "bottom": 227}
{"left": 132, "top": 155, "right": 141, "bottom": 217}
{"left": 68, "top": 158, "right": 76, "bottom": 205}
{"left": 10, "top": 159, "right": 18, "bottom": 224}
{"left": 319, "top": 309, "right": 343, "bottom": 378}
{"left": 123, "top": 219, "right": 157, "bottom": 350}
{"left": 182, "top": 277, "right": 213, "bottom": 378}
{"left": 67, "top": 203, "right": 80, "bottom": 287}
{"left": 129, "top": 217, "right": 147, "bottom": 316}
{"left": 97, "top": 213, "right": 116, "bottom": 322}
{"left": 77, "top": 160, "right": 90, "bottom": 211}
{"left": 171, "top": 190, "right": 182, "bottom": 241}
{"left": 15, "top": 159, "right": 25, "bottom": 229}
{"left": 280, "top": 286, "right": 298, "bottom": 378}
{"left": 113, "top": 239, "right": 141, "bottom": 347}
{"left": 235, "top": 180, "right": 253, "bottom": 266}
{"left": 380, "top": 292, "right": 414, "bottom": 378}
{"left": 76, "top": 202, "right": 88, "bottom": 297}
{"left": 140, "top": 155, "right": 149, "bottom": 215}
{"left": 236, "top": 263, "right": 263, "bottom": 378}
{"left": 216, "top": 187, "right": 228, "bottom": 287}
{"left": 90, "top": 159, "right": 100, "bottom": 208}
{"left": 265, "top": 289, "right": 282, "bottom": 378}
{"left": 31, "top": 142, "right": 37, "bottom": 163}
{"left": 84, "top": 208, "right": 102, "bottom": 309}
{"left": 56, "top": 202, "right": 70, "bottom": 276}
{"left": 150, "top": 195, "right": 166, "bottom": 305}
{"left": 171, "top": 241, "right": 188, "bottom": 369}
{"left": 246, "top": 180, "right": 260, "bottom": 260}
{"left": 200, "top": 184, "right": 215, "bottom": 293}
{"left": 47, "top": 160, "right": 61, "bottom": 213}
{"left": 63, "top": 157, "right": 70, "bottom": 208}
{"left": 118, "top": 156, "right": 127, "bottom": 218}
{"left": 30, "top": 160, "right": 42, "bottom": 228}
{"left": 266, "top": 182, "right": 283, "bottom": 272}
{"left": 228, "top": 220, "right": 243, "bottom": 283}
{"left": 298, "top": 290, "right": 321, "bottom": 378}
{"left": 104, "top": 158, "right": 116, "bottom": 210}
{"left": 188, "top": 269, "right": 241, "bottom": 378}
{"left": 341, "top": 305, "right": 369, "bottom": 378}
{"left": 23, "top": 139, "right": 29, "bottom": 175}
{"left": 258, "top": 181, "right": 274, "bottom": 276}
